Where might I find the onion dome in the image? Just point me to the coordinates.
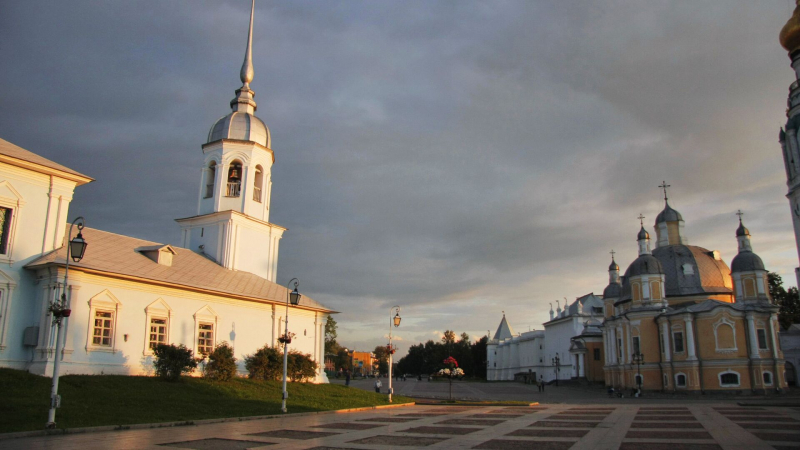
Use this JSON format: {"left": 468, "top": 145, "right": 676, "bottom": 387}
{"left": 627, "top": 254, "right": 663, "bottom": 276}
{"left": 781, "top": 1, "right": 800, "bottom": 55}
{"left": 603, "top": 282, "right": 621, "bottom": 299}
{"left": 735, "top": 221, "right": 750, "bottom": 237}
{"left": 608, "top": 259, "right": 619, "bottom": 271}
{"left": 637, "top": 226, "right": 649, "bottom": 241}
{"left": 206, "top": 0, "right": 271, "bottom": 149}
{"left": 655, "top": 201, "right": 683, "bottom": 225}
{"left": 731, "top": 252, "right": 765, "bottom": 272}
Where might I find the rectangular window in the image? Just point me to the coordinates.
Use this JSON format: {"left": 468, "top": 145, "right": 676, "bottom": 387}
{"left": 0, "top": 207, "right": 12, "bottom": 254}
{"left": 594, "top": 348, "right": 600, "bottom": 361}
{"left": 92, "top": 311, "right": 114, "bottom": 347}
{"left": 617, "top": 338, "right": 622, "bottom": 359}
{"left": 757, "top": 329, "right": 768, "bottom": 350}
{"left": 197, "top": 322, "right": 214, "bottom": 355}
{"left": 149, "top": 317, "right": 167, "bottom": 349}
{"left": 632, "top": 336, "right": 640, "bottom": 355}
{"left": 673, "top": 331, "right": 684, "bottom": 353}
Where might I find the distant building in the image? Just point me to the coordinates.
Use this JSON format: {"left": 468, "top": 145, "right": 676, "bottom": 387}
{"left": 0, "top": 3, "right": 333, "bottom": 381}
{"left": 351, "top": 351, "right": 375, "bottom": 376}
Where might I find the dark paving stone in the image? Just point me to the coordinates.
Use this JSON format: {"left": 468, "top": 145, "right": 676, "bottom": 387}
{"left": 356, "top": 417, "right": 419, "bottom": 423}
{"left": 634, "top": 415, "right": 697, "bottom": 421}
{"left": 490, "top": 408, "right": 542, "bottom": 414}
{"left": 507, "top": 428, "right": 588, "bottom": 438}
{"left": 348, "top": 435, "right": 447, "bottom": 446}
{"left": 772, "top": 447, "right": 800, "bottom": 450}
{"left": 401, "top": 425, "right": 482, "bottom": 435}
{"left": 474, "top": 439, "right": 575, "bottom": 450}
{"left": 630, "top": 422, "right": 704, "bottom": 429}
{"left": 469, "top": 413, "right": 524, "bottom": 419}
{"left": 247, "top": 430, "right": 340, "bottom": 440}
{"left": 427, "top": 408, "right": 476, "bottom": 413}
{"left": 721, "top": 412, "right": 784, "bottom": 418}
{"left": 397, "top": 413, "right": 449, "bottom": 417}
{"left": 619, "top": 444, "right": 721, "bottom": 450}
{"left": 558, "top": 410, "right": 609, "bottom": 415}
{"left": 640, "top": 407, "right": 689, "bottom": 411}
{"left": 626, "top": 430, "right": 712, "bottom": 439}
{"left": 731, "top": 416, "right": 797, "bottom": 422}
{"left": 752, "top": 431, "right": 800, "bottom": 442}
{"left": 306, "top": 448, "right": 364, "bottom": 450}
{"left": 159, "top": 438, "right": 274, "bottom": 449}
{"left": 569, "top": 407, "right": 615, "bottom": 411}
{"left": 738, "top": 422, "right": 800, "bottom": 431}
{"left": 556, "top": 415, "right": 607, "bottom": 420}
{"left": 638, "top": 411, "right": 694, "bottom": 415}
{"left": 713, "top": 407, "right": 764, "bottom": 411}
{"left": 313, "top": 422, "right": 385, "bottom": 430}
{"left": 529, "top": 421, "right": 599, "bottom": 428}
{"left": 438, "top": 418, "right": 506, "bottom": 426}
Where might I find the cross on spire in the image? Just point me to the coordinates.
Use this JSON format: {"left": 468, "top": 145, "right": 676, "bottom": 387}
{"left": 609, "top": 249, "right": 616, "bottom": 260}
{"left": 736, "top": 209, "right": 744, "bottom": 223}
{"left": 638, "top": 214, "right": 645, "bottom": 226}
{"left": 659, "top": 181, "right": 671, "bottom": 201}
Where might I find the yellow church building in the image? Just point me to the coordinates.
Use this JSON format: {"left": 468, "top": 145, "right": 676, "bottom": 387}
{"left": 602, "top": 192, "right": 785, "bottom": 394}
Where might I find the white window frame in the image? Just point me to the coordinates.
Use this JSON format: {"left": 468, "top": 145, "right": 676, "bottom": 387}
{"left": 675, "top": 372, "right": 687, "bottom": 388}
{"left": 762, "top": 371, "right": 773, "bottom": 386}
{"left": 713, "top": 317, "right": 738, "bottom": 354}
{"left": 193, "top": 305, "right": 219, "bottom": 356}
{"left": 0, "top": 269, "right": 17, "bottom": 351}
{"left": 0, "top": 181, "right": 25, "bottom": 263}
{"left": 86, "top": 290, "right": 122, "bottom": 353}
{"left": 672, "top": 329, "right": 685, "bottom": 353}
{"left": 143, "top": 298, "right": 173, "bottom": 355}
{"left": 719, "top": 370, "right": 741, "bottom": 387}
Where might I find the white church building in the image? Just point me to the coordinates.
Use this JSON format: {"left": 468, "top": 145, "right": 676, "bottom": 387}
{"left": 0, "top": 4, "right": 332, "bottom": 381}
{"left": 487, "top": 294, "right": 604, "bottom": 382}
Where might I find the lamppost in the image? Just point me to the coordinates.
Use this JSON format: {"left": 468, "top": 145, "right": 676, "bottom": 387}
{"left": 551, "top": 354, "right": 560, "bottom": 387}
{"left": 280, "top": 278, "right": 301, "bottom": 413}
{"left": 388, "top": 306, "right": 401, "bottom": 403}
{"left": 46, "top": 217, "right": 88, "bottom": 429}
{"left": 632, "top": 352, "right": 644, "bottom": 393}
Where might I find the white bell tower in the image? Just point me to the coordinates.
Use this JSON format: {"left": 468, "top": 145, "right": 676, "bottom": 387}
{"left": 176, "top": 0, "right": 285, "bottom": 282}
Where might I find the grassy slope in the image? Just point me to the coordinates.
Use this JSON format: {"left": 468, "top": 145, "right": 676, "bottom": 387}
{"left": 0, "top": 369, "right": 412, "bottom": 433}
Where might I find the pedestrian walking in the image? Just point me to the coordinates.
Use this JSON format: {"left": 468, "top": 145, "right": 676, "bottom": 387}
{"left": 374, "top": 378, "right": 382, "bottom": 393}
{"left": 345, "top": 370, "right": 351, "bottom": 387}
{"left": 540, "top": 377, "right": 545, "bottom": 392}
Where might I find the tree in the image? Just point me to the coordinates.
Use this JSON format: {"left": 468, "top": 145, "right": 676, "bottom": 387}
{"left": 244, "top": 345, "right": 282, "bottom": 380}
{"left": 770, "top": 272, "right": 800, "bottom": 329}
{"left": 287, "top": 350, "right": 319, "bottom": 381}
{"left": 335, "top": 348, "right": 352, "bottom": 371}
{"left": 324, "top": 315, "right": 339, "bottom": 354}
{"left": 442, "top": 330, "right": 456, "bottom": 344}
{"left": 373, "top": 345, "right": 390, "bottom": 375}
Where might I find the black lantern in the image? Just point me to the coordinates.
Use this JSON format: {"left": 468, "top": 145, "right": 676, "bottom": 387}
{"left": 69, "top": 231, "right": 87, "bottom": 262}
{"left": 289, "top": 287, "right": 301, "bottom": 305}
{"left": 393, "top": 311, "right": 401, "bottom": 327}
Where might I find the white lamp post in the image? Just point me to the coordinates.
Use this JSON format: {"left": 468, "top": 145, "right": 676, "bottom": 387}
{"left": 46, "top": 217, "right": 88, "bottom": 429}
{"left": 388, "top": 306, "right": 401, "bottom": 403}
{"left": 280, "top": 278, "right": 300, "bottom": 413}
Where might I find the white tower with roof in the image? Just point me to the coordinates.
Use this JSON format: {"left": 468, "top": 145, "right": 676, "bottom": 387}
{"left": 176, "top": 1, "right": 284, "bottom": 282}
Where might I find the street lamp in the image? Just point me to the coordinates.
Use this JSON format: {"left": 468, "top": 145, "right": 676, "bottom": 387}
{"left": 280, "top": 278, "right": 301, "bottom": 413}
{"left": 632, "top": 352, "right": 644, "bottom": 394}
{"left": 388, "top": 306, "right": 401, "bottom": 403}
{"left": 551, "top": 354, "right": 560, "bottom": 387}
{"left": 46, "top": 217, "right": 88, "bottom": 429}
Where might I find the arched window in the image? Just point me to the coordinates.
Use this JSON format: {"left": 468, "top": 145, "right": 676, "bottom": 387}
{"left": 719, "top": 371, "right": 740, "bottom": 387}
{"left": 226, "top": 161, "right": 242, "bottom": 197}
{"left": 205, "top": 162, "right": 216, "bottom": 199}
{"left": 675, "top": 373, "right": 687, "bottom": 387}
{"left": 762, "top": 371, "right": 773, "bottom": 386}
{"left": 253, "top": 165, "right": 264, "bottom": 202}
{"left": 714, "top": 319, "right": 737, "bottom": 352}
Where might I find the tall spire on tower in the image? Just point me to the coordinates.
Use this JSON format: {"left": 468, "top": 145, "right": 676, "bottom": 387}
{"left": 230, "top": 0, "right": 258, "bottom": 114}
{"left": 240, "top": 0, "right": 255, "bottom": 89}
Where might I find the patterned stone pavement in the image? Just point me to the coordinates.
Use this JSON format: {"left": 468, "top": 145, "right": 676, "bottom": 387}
{"left": 1, "top": 403, "right": 798, "bottom": 450}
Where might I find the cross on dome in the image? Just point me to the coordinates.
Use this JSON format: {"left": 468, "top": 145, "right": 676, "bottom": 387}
{"left": 659, "top": 181, "right": 671, "bottom": 201}
{"left": 736, "top": 209, "right": 744, "bottom": 223}
{"left": 638, "top": 214, "right": 645, "bottom": 226}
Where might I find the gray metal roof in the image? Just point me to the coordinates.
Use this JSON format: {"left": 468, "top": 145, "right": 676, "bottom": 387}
{"left": 208, "top": 111, "right": 271, "bottom": 148}
{"left": 655, "top": 201, "right": 683, "bottom": 224}
{"left": 492, "top": 315, "right": 514, "bottom": 340}
{"left": 652, "top": 244, "right": 733, "bottom": 297}
{"left": 731, "top": 251, "right": 765, "bottom": 272}
{"left": 0, "top": 137, "right": 92, "bottom": 182}
{"left": 603, "top": 282, "right": 621, "bottom": 299}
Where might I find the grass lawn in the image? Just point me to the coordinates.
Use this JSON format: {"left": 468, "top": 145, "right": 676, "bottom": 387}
{"left": 0, "top": 369, "right": 413, "bottom": 433}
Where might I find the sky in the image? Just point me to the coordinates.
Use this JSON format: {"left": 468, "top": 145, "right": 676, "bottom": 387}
{"left": 0, "top": 1, "right": 798, "bottom": 358}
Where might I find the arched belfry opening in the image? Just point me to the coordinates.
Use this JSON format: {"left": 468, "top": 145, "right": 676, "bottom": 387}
{"left": 205, "top": 162, "right": 216, "bottom": 199}
{"left": 253, "top": 165, "right": 263, "bottom": 202}
{"left": 226, "top": 161, "right": 242, "bottom": 197}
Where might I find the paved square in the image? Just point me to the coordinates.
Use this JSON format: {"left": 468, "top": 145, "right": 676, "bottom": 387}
{"left": 2, "top": 395, "right": 800, "bottom": 450}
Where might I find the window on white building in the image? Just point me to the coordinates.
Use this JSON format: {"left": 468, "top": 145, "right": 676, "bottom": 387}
{"left": 197, "top": 322, "right": 214, "bottom": 355}
{"left": 149, "top": 317, "right": 167, "bottom": 349}
{"left": 86, "top": 289, "right": 122, "bottom": 352}
{"left": 92, "top": 310, "right": 114, "bottom": 347}
{"left": 0, "top": 207, "right": 12, "bottom": 254}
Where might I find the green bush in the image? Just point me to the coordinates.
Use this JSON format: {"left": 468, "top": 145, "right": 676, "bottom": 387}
{"left": 288, "top": 350, "right": 318, "bottom": 382}
{"left": 244, "top": 345, "right": 282, "bottom": 380}
{"left": 205, "top": 342, "right": 237, "bottom": 381}
{"left": 153, "top": 344, "right": 197, "bottom": 381}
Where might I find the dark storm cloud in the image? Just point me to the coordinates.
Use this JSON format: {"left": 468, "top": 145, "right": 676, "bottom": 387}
{"left": 0, "top": 1, "right": 796, "bottom": 354}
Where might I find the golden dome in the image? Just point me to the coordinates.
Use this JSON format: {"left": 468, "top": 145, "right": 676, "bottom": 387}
{"left": 780, "top": 0, "right": 800, "bottom": 54}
